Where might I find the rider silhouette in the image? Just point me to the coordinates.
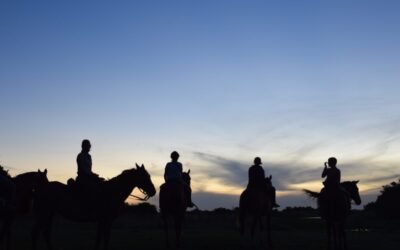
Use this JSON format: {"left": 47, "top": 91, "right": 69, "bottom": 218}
{"left": 164, "top": 151, "right": 194, "bottom": 207}
{"left": 321, "top": 157, "right": 341, "bottom": 191}
{"left": 247, "top": 157, "right": 279, "bottom": 207}
{"left": 76, "top": 139, "right": 102, "bottom": 190}
{"left": 319, "top": 157, "right": 349, "bottom": 218}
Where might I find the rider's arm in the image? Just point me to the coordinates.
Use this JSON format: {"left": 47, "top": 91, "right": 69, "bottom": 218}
{"left": 322, "top": 163, "right": 328, "bottom": 178}
{"left": 164, "top": 163, "right": 170, "bottom": 182}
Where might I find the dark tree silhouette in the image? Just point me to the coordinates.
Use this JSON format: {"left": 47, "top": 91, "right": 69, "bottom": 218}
{"left": 121, "top": 202, "right": 158, "bottom": 215}
{"left": 373, "top": 179, "right": 400, "bottom": 219}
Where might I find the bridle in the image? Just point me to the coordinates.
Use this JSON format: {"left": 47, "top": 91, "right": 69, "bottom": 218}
{"left": 130, "top": 188, "right": 150, "bottom": 201}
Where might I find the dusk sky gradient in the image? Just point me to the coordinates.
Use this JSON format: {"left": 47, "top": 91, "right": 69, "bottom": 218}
{"left": 1, "top": 1, "right": 400, "bottom": 209}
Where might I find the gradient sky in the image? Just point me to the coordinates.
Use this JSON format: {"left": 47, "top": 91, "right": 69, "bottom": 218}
{"left": 1, "top": 1, "right": 399, "bottom": 209}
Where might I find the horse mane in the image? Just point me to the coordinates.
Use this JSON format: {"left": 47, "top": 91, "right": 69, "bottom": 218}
{"left": 0, "top": 165, "right": 11, "bottom": 178}
{"left": 14, "top": 171, "right": 37, "bottom": 180}
{"left": 101, "top": 168, "right": 139, "bottom": 203}
{"left": 106, "top": 168, "right": 136, "bottom": 185}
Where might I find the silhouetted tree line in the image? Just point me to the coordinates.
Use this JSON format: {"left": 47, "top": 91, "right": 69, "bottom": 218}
{"left": 118, "top": 177, "right": 400, "bottom": 218}
{"left": 364, "top": 179, "right": 400, "bottom": 219}
{"left": 272, "top": 206, "right": 317, "bottom": 218}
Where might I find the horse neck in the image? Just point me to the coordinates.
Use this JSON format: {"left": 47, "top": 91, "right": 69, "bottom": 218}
{"left": 107, "top": 170, "right": 138, "bottom": 204}
{"left": 182, "top": 174, "right": 190, "bottom": 186}
{"left": 341, "top": 182, "right": 356, "bottom": 200}
{"left": 14, "top": 172, "right": 36, "bottom": 190}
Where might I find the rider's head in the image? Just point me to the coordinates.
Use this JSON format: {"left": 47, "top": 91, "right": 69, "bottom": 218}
{"left": 171, "top": 151, "right": 180, "bottom": 161}
{"left": 254, "top": 157, "right": 262, "bottom": 165}
{"left": 328, "top": 157, "right": 337, "bottom": 167}
{"left": 81, "top": 139, "right": 91, "bottom": 153}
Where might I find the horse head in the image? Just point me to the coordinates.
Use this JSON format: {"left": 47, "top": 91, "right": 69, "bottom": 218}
{"left": 132, "top": 164, "right": 156, "bottom": 200}
{"left": 182, "top": 169, "right": 191, "bottom": 187}
{"left": 342, "top": 180, "right": 362, "bottom": 205}
{"left": 36, "top": 169, "right": 49, "bottom": 188}
{"left": 13, "top": 169, "right": 49, "bottom": 191}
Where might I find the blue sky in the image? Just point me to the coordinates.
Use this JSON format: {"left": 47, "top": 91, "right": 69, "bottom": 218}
{"left": 1, "top": 0, "right": 400, "bottom": 209}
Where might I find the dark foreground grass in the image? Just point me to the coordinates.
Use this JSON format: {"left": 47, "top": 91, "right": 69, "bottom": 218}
{"left": 8, "top": 212, "right": 400, "bottom": 250}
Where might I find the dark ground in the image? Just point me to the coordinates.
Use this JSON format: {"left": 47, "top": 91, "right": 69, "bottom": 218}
{"left": 7, "top": 210, "right": 400, "bottom": 250}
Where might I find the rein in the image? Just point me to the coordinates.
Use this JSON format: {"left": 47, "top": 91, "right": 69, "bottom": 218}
{"left": 129, "top": 188, "right": 149, "bottom": 201}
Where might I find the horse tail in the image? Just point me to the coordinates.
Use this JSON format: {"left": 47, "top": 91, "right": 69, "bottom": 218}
{"left": 191, "top": 202, "right": 199, "bottom": 210}
{"left": 303, "top": 189, "right": 319, "bottom": 199}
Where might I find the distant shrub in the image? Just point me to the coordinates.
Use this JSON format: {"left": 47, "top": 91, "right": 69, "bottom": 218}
{"left": 282, "top": 206, "right": 317, "bottom": 213}
{"left": 374, "top": 179, "right": 400, "bottom": 219}
{"left": 280, "top": 206, "right": 318, "bottom": 217}
{"left": 121, "top": 202, "right": 158, "bottom": 215}
{"left": 363, "top": 202, "right": 376, "bottom": 212}
{"left": 212, "top": 207, "right": 234, "bottom": 215}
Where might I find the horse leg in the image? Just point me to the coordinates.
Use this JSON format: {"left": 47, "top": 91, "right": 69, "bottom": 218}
{"left": 0, "top": 218, "right": 11, "bottom": 250}
{"left": 334, "top": 223, "right": 340, "bottom": 250}
{"left": 340, "top": 222, "right": 347, "bottom": 250}
{"left": 326, "top": 221, "right": 332, "bottom": 250}
{"left": 0, "top": 219, "right": 7, "bottom": 250}
{"left": 43, "top": 216, "right": 53, "bottom": 250}
{"left": 239, "top": 210, "right": 245, "bottom": 236}
{"left": 94, "top": 222, "right": 104, "bottom": 250}
{"left": 102, "top": 221, "right": 112, "bottom": 250}
{"left": 0, "top": 220, "right": 4, "bottom": 250}
{"left": 4, "top": 219, "right": 11, "bottom": 250}
{"left": 31, "top": 219, "right": 41, "bottom": 250}
{"left": 343, "top": 229, "right": 348, "bottom": 250}
{"left": 266, "top": 214, "right": 272, "bottom": 249}
{"left": 250, "top": 216, "right": 258, "bottom": 240}
{"left": 174, "top": 214, "right": 182, "bottom": 249}
{"left": 161, "top": 214, "right": 170, "bottom": 249}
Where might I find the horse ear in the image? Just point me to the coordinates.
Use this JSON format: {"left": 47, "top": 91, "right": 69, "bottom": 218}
{"left": 355, "top": 180, "right": 359, "bottom": 184}
{"left": 187, "top": 169, "right": 190, "bottom": 174}
{"left": 44, "top": 169, "right": 47, "bottom": 175}
{"left": 135, "top": 163, "right": 139, "bottom": 169}
{"left": 141, "top": 164, "right": 144, "bottom": 169}
{"left": 38, "top": 169, "right": 41, "bottom": 173}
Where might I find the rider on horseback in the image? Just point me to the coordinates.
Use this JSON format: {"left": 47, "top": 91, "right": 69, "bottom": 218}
{"left": 321, "top": 157, "right": 341, "bottom": 191}
{"left": 247, "top": 157, "right": 279, "bottom": 208}
{"left": 75, "top": 139, "right": 103, "bottom": 193}
{"left": 163, "top": 151, "right": 194, "bottom": 208}
{"left": 319, "top": 157, "right": 349, "bottom": 217}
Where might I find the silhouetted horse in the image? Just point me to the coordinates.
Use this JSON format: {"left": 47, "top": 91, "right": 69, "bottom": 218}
{"left": 304, "top": 181, "right": 361, "bottom": 250}
{"left": 32, "top": 164, "right": 156, "bottom": 250}
{"left": 0, "top": 169, "right": 48, "bottom": 250}
{"left": 239, "top": 176, "right": 273, "bottom": 248}
{"left": 159, "top": 170, "right": 194, "bottom": 248}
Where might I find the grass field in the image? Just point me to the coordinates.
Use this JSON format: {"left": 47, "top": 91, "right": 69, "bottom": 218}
{"left": 8, "top": 211, "right": 400, "bottom": 250}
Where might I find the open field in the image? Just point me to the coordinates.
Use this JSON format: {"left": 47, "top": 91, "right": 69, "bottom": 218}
{"left": 8, "top": 211, "right": 400, "bottom": 250}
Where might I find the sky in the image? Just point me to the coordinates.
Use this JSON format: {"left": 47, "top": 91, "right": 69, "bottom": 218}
{"left": 1, "top": 0, "right": 399, "bottom": 210}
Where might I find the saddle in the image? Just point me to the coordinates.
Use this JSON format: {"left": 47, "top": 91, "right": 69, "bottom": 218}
{"left": 67, "top": 177, "right": 103, "bottom": 200}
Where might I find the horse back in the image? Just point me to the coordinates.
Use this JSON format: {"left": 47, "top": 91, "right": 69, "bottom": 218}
{"left": 159, "top": 182, "right": 185, "bottom": 213}
{"left": 240, "top": 188, "right": 272, "bottom": 215}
